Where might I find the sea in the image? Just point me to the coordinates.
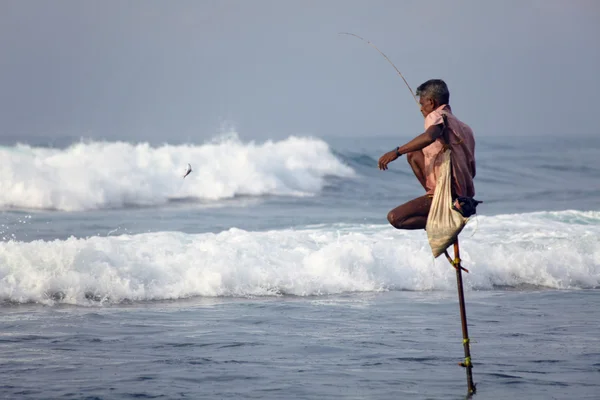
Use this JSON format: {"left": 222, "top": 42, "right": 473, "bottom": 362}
{"left": 0, "top": 132, "right": 599, "bottom": 400}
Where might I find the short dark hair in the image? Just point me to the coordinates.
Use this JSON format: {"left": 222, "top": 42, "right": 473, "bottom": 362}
{"left": 416, "top": 79, "right": 450, "bottom": 105}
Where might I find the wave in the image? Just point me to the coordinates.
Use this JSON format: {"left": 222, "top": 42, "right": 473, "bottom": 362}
{"left": 1, "top": 210, "right": 598, "bottom": 305}
{"left": 0, "top": 134, "right": 355, "bottom": 211}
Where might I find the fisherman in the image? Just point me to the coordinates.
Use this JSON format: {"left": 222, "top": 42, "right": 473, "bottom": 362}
{"left": 377, "top": 79, "right": 476, "bottom": 230}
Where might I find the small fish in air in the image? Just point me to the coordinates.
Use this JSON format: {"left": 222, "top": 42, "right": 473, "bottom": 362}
{"left": 183, "top": 163, "right": 192, "bottom": 178}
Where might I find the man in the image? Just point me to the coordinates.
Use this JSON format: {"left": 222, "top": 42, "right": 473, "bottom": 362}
{"left": 378, "top": 79, "right": 476, "bottom": 230}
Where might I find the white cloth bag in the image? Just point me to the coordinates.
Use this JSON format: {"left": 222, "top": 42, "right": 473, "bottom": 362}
{"left": 425, "top": 149, "right": 468, "bottom": 258}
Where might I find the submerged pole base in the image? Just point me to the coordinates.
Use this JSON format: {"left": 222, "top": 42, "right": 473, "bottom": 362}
{"left": 459, "top": 359, "right": 476, "bottom": 395}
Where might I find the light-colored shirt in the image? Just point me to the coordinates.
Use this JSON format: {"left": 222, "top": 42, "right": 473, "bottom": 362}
{"left": 422, "top": 105, "right": 476, "bottom": 197}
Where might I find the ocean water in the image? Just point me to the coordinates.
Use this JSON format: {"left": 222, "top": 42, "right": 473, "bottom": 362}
{"left": 1, "top": 132, "right": 599, "bottom": 399}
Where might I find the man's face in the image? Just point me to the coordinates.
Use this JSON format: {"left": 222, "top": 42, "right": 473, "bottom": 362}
{"left": 419, "top": 96, "right": 436, "bottom": 118}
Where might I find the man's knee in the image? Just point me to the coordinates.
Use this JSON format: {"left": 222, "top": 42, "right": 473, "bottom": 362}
{"left": 387, "top": 210, "right": 403, "bottom": 229}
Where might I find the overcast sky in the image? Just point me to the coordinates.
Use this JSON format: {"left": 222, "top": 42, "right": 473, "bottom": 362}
{"left": 1, "top": 0, "right": 598, "bottom": 142}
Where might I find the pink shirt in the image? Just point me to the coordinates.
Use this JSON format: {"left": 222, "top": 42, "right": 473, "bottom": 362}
{"left": 422, "top": 105, "right": 476, "bottom": 197}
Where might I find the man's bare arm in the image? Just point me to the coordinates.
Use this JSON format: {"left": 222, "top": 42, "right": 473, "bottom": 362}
{"left": 378, "top": 124, "right": 443, "bottom": 170}
{"left": 397, "top": 124, "right": 443, "bottom": 155}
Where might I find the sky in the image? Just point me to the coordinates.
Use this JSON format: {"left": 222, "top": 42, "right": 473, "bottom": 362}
{"left": 0, "top": 0, "right": 598, "bottom": 143}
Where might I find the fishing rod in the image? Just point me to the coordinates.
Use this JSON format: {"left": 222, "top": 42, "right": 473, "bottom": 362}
{"left": 338, "top": 32, "right": 419, "bottom": 106}
{"left": 341, "top": 32, "right": 476, "bottom": 396}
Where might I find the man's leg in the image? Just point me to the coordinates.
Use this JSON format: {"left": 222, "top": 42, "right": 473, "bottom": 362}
{"left": 406, "top": 150, "right": 427, "bottom": 191}
{"left": 387, "top": 195, "right": 432, "bottom": 230}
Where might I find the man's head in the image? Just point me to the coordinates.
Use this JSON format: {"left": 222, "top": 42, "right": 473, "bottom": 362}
{"left": 416, "top": 79, "right": 450, "bottom": 117}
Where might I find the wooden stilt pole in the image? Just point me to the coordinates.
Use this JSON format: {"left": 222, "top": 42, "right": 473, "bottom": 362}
{"left": 452, "top": 238, "right": 476, "bottom": 395}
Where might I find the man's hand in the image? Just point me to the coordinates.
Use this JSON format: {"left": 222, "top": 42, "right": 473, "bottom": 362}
{"left": 378, "top": 148, "right": 401, "bottom": 170}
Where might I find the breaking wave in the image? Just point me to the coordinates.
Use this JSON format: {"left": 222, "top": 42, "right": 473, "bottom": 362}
{"left": 0, "top": 134, "right": 355, "bottom": 211}
{"left": 1, "top": 210, "right": 598, "bottom": 306}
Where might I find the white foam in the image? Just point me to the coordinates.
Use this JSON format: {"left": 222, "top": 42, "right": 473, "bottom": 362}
{"left": 0, "top": 211, "right": 598, "bottom": 305}
{"left": 0, "top": 134, "right": 355, "bottom": 211}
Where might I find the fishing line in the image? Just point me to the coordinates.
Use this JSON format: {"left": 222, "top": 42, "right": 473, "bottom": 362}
{"left": 338, "top": 32, "right": 419, "bottom": 106}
